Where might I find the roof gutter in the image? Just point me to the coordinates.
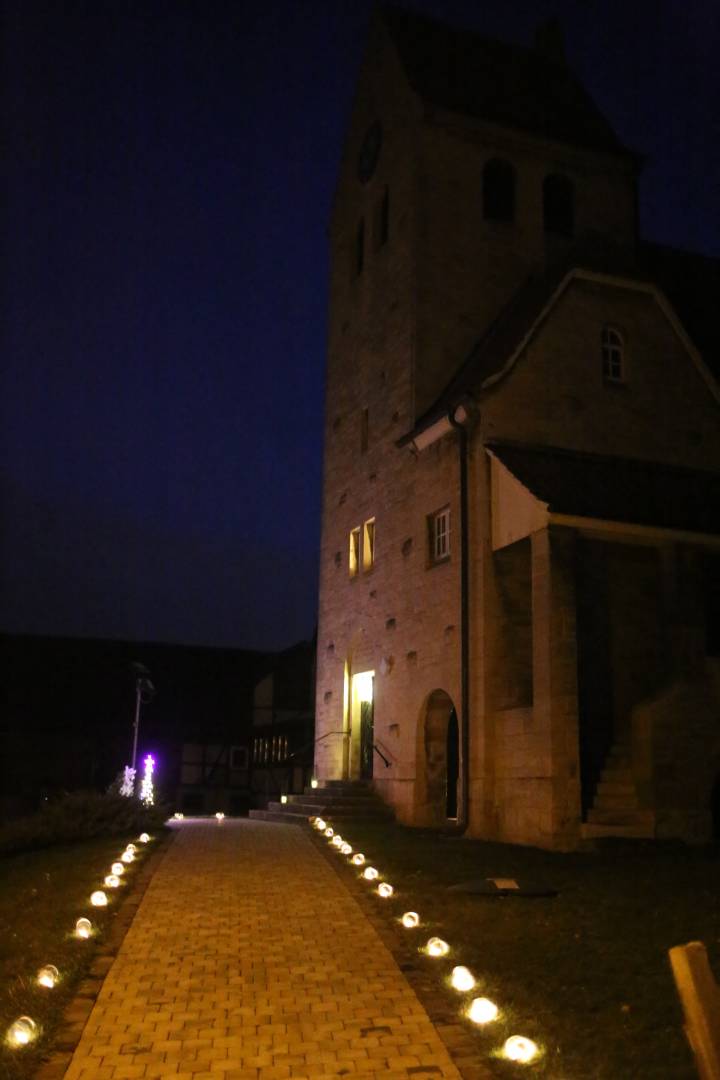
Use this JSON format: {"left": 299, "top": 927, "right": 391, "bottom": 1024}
{"left": 449, "top": 406, "right": 471, "bottom": 834}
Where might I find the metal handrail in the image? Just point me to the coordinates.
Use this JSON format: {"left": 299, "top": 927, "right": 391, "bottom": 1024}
{"left": 285, "top": 730, "right": 348, "bottom": 763}
{"left": 373, "top": 743, "right": 391, "bottom": 768}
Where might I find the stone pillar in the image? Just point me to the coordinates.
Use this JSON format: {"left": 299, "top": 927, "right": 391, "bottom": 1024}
{"left": 531, "top": 526, "right": 581, "bottom": 848}
{"left": 661, "top": 545, "right": 705, "bottom": 680}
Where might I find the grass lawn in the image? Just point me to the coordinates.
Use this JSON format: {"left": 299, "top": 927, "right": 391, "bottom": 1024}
{"left": 323, "top": 820, "right": 720, "bottom": 1079}
{"left": 0, "top": 834, "right": 152, "bottom": 1080}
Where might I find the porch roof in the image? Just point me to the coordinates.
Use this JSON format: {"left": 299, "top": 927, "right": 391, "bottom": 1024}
{"left": 488, "top": 442, "right": 720, "bottom": 538}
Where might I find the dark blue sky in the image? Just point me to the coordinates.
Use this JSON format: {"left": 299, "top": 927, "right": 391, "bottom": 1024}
{"left": 1, "top": 0, "right": 718, "bottom": 650}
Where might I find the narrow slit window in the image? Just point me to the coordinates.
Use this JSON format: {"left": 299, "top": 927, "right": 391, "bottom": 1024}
{"left": 356, "top": 218, "right": 365, "bottom": 276}
{"left": 602, "top": 326, "right": 624, "bottom": 382}
{"left": 360, "top": 407, "right": 369, "bottom": 453}
{"left": 363, "top": 518, "right": 375, "bottom": 571}
{"left": 375, "top": 185, "right": 389, "bottom": 247}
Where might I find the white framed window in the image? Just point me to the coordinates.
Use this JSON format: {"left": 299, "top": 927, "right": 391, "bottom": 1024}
{"left": 429, "top": 507, "right": 451, "bottom": 563}
{"left": 602, "top": 325, "right": 624, "bottom": 382}
{"left": 349, "top": 527, "right": 360, "bottom": 577}
{"left": 363, "top": 518, "right": 375, "bottom": 571}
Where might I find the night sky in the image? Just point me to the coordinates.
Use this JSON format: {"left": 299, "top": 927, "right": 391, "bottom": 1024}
{"left": 2, "top": 0, "right": 718, "bottom": 650}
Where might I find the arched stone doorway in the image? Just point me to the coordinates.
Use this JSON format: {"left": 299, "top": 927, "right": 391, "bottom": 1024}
{"left": 415, "top": 689, "right": 459, "bottom": 827}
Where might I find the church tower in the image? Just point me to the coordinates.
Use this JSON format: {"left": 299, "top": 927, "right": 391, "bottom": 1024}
{"left": 314, "top": 7, "right": 720, "bottom": 850}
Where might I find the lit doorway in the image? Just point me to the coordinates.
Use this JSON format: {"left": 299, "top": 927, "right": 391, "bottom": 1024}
{"left": 350, "top": 671, "right": 374, "bottom": 780}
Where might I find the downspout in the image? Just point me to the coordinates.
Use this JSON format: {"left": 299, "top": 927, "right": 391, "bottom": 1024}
{"left": 449, "top": 405, "right": 470, "bottom": 833}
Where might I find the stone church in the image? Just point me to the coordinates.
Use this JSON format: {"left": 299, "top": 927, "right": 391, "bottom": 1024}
{"left": 313, "top": 5, "right": 720, "bottom": 849}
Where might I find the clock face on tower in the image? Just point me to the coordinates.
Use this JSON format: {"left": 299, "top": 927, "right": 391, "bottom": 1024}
{"left": 357, "top": 121, "right": 382, "bottom": 184}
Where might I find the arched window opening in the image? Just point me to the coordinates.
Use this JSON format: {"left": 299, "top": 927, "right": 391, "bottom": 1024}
{"left": 543, "top": 173, "right": 574, "bottom": 237}
{"left": 483, "top": 158, "right": 515, "bottom": 222}
{"left": 601, "top": 325, "right": 624, "bottom": 382}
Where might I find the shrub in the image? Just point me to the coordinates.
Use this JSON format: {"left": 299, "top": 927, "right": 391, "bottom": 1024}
{"left": 0, "top": 790, "right": 168, "bottom": 857}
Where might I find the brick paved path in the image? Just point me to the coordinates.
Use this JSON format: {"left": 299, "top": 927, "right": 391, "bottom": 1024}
{"left": 64, "top": 818, "right": 463, "bottom": 1080}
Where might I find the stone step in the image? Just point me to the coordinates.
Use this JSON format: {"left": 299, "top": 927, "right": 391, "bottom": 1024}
{"left": 604, "top": 754, "right": 631, "bottom": 769}
{"left": 314, "top": 779, "right": 371, "bottom": 789}
{"left": 596, "top": 781, "right": 637, "bottom": 797}
{"left": 297, "top": 797, "right": 391, "bottom": 811}
{"left": 599, "top": 768, "right": 634, "bottom": 785}
{"left": 296, "top": 793, "right": 380, "bottom": 805}
{"left": 580, "top": 821, "right": 655, "bottom": 840}
{"left": 304, "top": 786, "right": 372, "bottom": 797}
{"left": 593, "top": 794, "right": 640, "bottom": 812}
{"left": 586, "top": 807, "right": 655, "bottom": 826}
{"left": 265, "top": 799, "right": 392, "bottom": 820}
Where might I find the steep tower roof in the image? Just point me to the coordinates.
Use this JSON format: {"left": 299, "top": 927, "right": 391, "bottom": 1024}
{"left": 381, "top": 5, "right": 635, "bottom": 159}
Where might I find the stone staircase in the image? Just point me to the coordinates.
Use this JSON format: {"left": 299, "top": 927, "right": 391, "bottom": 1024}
{"left": 248, "top": 779, "right": 394, "bottom": 826}
{"left": 580, "top": 739, "right": 655, "bottom": 840}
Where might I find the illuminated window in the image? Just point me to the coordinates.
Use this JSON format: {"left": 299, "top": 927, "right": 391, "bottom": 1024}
{"left": 429, "top": 507, "right": 450, "bottom": 563}
{"left": 483, "top": 159, "right": 515, "bottom": 222}
{"left": 363, "top": 518, "right": 375, "bottom": 571}
{"left": 349, "top": 527, "right": 360, "bottom": 577}
{"left": 543, "top": 174, "right": 574, "bottom": 237}
{"left": 601, "top": 325, "right": 624, "bottom": 382}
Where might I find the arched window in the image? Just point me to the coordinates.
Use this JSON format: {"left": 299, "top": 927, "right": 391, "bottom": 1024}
{"left": 543, "top": 174, "right": 574, "bottom": 237}
{"left": 483, "top": 158, "right": 515, "bottom": 222}
{"left": 601, "top": 325, "right": 624, "bottom": 382}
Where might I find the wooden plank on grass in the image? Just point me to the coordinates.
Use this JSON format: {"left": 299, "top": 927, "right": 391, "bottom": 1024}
{"left": 669, "top": 940, "right": 720, "bottom": 1080}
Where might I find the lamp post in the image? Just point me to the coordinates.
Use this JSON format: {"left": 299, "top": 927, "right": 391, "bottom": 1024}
{"left": 130, "top": 663, "right": 155, "bottom": 773}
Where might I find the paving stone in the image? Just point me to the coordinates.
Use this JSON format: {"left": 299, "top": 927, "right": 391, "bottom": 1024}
{"left": 62, "top": 819, "right": 478, "bottom": 1078}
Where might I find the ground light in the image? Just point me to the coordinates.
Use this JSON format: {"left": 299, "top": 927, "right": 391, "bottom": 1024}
{"left": 173, "top": 812, "right": 184, "bottom": 820}
{"left": 90, "top": 891, "right": 108, "bottom": 907}
{"left": 111, "top": 862, "right": 125, "bottom": 876}
{"left": 139, "top": 832, "right": 150, "bottom": 843}
{"left": 351, "top": 853, "right": 365, "bottom": 866}
{"left": 121, "top": 849, "right": 135, "bottom": 864}
{"left": 425, "top": 937, "right": 450, "bottom": 957}
{"left": 6, "top": 1017, "right": 37, "bottom": 1047}
{"left": 503, "top": 1036, "right": 539, "bottom": 1063}
{"left": 363, "top": 867, "right": 379, "bottom": 881}
{"left": 125, "top": 843, "right": 137, "bottom": 853}
{"left": 468, "top": 997, "right": 499, "bottom": 1025}
{"left": 450, "top": 966, "right": 475, "bottom": 992}
{"left": 341, "top": 842, "right": 352, "bottom": 855}
{"left": 315, "top": 818, "right": 326, "bottom": 831}
{"left": 104, "top": 875, "right": 120, "bottom": 889}
{"left": 75, "top": 918, "right": 92, "bottom": 939}
{"left": 377, "top": 883, "right": 393, "bottom": 898}
{"left": 36, "top": 965, "right": 59, "bottom": 989}
{"left": 331, "top": 835, "right": 343, "bottom": 847}
{"left": 324, "top": 827, "right": 334, "bottom": 838}
{"left": 215, "top": 812, "right": 225, "bottom": 821}
{"left": 402, "top": 911, "right": 420, "bottom": 928}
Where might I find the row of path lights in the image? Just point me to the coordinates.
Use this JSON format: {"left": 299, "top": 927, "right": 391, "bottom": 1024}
{"left": 5, "top": 832, "right": 153, "bottom": 1051}
{"left": 310, "top": 815, "right": 540, "bottom": 1068}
